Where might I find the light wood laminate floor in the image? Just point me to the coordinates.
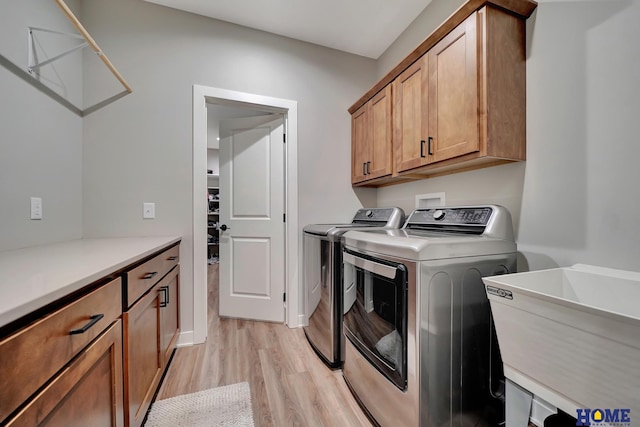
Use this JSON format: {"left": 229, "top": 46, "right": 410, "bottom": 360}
{"left": 155, "top": 264, "right": 373, "bottom": 427}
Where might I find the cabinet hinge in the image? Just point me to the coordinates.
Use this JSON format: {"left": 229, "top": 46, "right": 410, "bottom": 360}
{"left": 283, "top": 133, "right": 286, "bottom": 143}
{"left": 283, "top": 213, "right": 286, "bottom": 222}
{"left": 283, "top": 292, "right": 286, "bottom": 302}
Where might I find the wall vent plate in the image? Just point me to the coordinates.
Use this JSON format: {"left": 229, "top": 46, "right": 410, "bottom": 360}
{"left": 415, "top": 192, "right": 445, "bottom": 208}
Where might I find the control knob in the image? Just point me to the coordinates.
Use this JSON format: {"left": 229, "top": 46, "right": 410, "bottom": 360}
{"left": 433, "top": 209, "right": 445, "bottom": 221}
{"left": 365, "top": 210, "right": 374, "bottom": 218}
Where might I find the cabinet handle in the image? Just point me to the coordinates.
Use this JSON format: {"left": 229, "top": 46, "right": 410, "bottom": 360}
{"left": 159, "top": 285, "right": 169, "bottom": 307}
{"left": 366, "top": 161, "right": 371, "bottom": 175}
{"left": 420, "top": 140, "right": 426, "bottom": 158}
{"left": 428, "top": 137, "right": 433, "bottom": 156}
{"left": 69, "top": 314, "right": 104, "bottom": 335}
{"left": 362, "top": 162, "right": 367, "bottom": 175}
{"left": 142, "top": 271, "right": 158, "bottom": 280}
{"left": 167, "top": 256, "right": 178, "bottom": 261}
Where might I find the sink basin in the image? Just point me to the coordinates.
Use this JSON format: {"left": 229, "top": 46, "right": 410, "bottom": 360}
{"left": 483, "top": 264, "right": 640, "bottom": 420}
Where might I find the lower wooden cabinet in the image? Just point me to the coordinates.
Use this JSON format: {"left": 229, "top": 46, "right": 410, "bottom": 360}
{"left": 123, "top": 264, "right": 180, "bottom": 427}
{"left": 123, "top": 283, "right": 163, "bottom": 427}
{"left": 0, "top": 241, "right": 181, "bottom": 427}
{"left": 0, "top": 278, "right": 122, "bottom": 423}
{"left": 160, "top": 266, "right": 180, "bottom": 365}
{"left": 6, "top": 320, "right": 124, "bottom": 427}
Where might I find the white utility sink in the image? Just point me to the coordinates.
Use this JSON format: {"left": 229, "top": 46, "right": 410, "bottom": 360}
{"left": 483, "top": 264, "right": 640, "bottom": 420}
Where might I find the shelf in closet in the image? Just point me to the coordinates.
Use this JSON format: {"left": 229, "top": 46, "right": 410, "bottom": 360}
{"left": 207, "top": 184, "right": 219, "bottom": 261}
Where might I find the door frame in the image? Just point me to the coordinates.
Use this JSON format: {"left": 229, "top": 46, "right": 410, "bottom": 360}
{"left": 191, "top": 85, "right": 299, "bottom": 345}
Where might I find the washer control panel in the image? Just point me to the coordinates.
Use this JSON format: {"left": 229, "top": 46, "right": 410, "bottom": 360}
{"left": 353, "top": 208, "right": 396, "bottom": 222}
{"left": 407, "top": 207, "right": 493, "bottom": 226}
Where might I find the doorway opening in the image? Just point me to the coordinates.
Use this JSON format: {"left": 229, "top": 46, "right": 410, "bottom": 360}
{"left": 205, "top": 104, "right": 271, "bottom": 266}
{"left": 191, "top": 85, "right": 299, "bottom": 345}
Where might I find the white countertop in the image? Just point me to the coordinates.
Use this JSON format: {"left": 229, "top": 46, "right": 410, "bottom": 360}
{"left": 0, "top": 236, "right": 181, "bottom": 328}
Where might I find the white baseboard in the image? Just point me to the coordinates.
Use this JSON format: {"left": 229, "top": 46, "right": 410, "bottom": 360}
{"left": 296, "top": 314, "right": 306, "bottom": 328}
{"left": 176, "top": 330, "right": 194, "bottom": 347}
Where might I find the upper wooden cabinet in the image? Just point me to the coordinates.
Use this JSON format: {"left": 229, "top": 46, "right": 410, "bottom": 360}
{"left": 428, "top": 13, "right": 479, "bottom": 164}
{"left": 394, "top": 55, "right": 429, "bottom": 173}
{"left": 394, "top": 15, "right": 479, "bottom": 173}
{"left": 351, "top": 103, "right": 369, "bottom": 183}
{"left": 351, "top": 85, "right": 393, "bottom": 184}
{"left": 350, "top": 0, "right": 536, "bottom": 186}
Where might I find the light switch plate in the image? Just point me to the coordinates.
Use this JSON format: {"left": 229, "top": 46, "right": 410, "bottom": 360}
{"left": 30, "top": 197, "right": 42, "bottom": 220}
{"left": 143, "top": 202, "right": 155, "bottom": 219}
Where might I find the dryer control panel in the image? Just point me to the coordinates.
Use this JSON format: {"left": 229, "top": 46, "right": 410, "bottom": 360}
{"left": 407, "top": 207, "right": 493, "bottom": 226}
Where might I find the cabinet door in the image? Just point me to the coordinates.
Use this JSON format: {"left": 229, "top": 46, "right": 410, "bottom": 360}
{"left": 351, "top": 103, "right": 369, "bottom": 184}
{"left": 124, "top": 286, "right": 162, "bottom": 427}
{"left": 366, "top": 85, "right": 393, "bottom": 180}
{"left": 393, "top": 55, "right": 429, "bottom": 173}
{"left": 6, "top": 321, "right": 124, "bottom": 427}
{"left": 160, "top": 266, "right": 180, "bottom": 365}
{"left": 428, "top": 13, "right": 479, "bottom": 163}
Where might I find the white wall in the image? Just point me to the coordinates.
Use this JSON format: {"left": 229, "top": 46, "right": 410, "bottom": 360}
{"left": 206, "top": 149, "right": 219, "bottom": 176}
{"left": 376, "top": 0, "right": 465, "bottom": 79}
{"left": 79, "top": 0, "right": 378, "bottom": 335}
{"left": 0, "top": 0, "right": 83, "bottom": 251}
{"left": 376, "top": 0, "right": 640, "bottom": 273}
{"left": 206, "top": 104, "right": 267, "bottom": 149}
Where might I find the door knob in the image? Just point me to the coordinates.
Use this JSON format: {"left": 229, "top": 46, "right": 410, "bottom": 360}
{"left": 219, "top": 224, "right": 230, "bottom": 231}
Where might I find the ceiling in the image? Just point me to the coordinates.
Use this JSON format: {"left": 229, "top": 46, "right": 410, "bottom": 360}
{"left": 143, "top": 0, "right": 432, "bottom": 59}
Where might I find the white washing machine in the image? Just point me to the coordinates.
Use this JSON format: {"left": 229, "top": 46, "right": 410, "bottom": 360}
{"left": 341, "top": 205, "right": 517, "bottom": 427}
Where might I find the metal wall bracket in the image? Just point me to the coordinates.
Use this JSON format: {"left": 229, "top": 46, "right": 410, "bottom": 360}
{"left": 27, "top": 27, "right": 89, "bottom": 73}
{"left": 3, "top": 0, "right": 134, "bottom": 116}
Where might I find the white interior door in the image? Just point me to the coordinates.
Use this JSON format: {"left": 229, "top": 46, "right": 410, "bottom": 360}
{"left": 219, "top": 115, "right": 285, "bottom": 322}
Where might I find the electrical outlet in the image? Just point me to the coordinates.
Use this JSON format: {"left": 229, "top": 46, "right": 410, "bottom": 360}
{"left": 143, "top": 202, "right": 155, "bottom": 219}
{"left": 30, "top": 197, "right": 43, "bottom": 220}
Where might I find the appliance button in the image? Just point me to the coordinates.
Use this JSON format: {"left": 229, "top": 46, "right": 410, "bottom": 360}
{"left": 433, "top": 209, "right": 445, "bottom": 221}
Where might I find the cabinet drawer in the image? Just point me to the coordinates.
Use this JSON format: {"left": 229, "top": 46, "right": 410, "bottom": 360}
{"left": 125, "top": 245, "right": 179, "bottom": 308}
{"left": 0, "top": 278, "right": 121, "bottom": 422}
{"left": 125, "top": 253, "right": 164, "bottom": 308}
{"left": 161, "top": 244, "right": 180, "bottom": 275}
